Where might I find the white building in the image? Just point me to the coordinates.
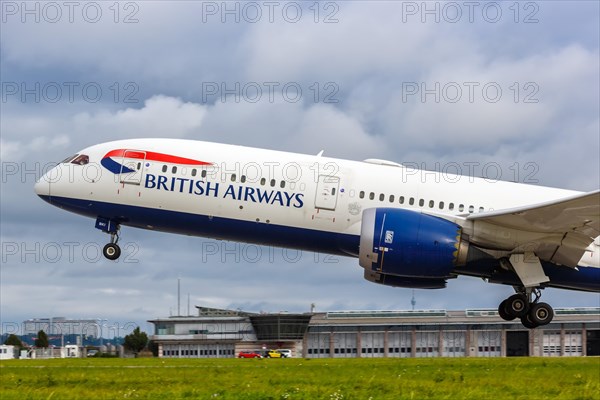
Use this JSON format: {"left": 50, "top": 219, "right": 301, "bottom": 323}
{"left": 0, "top": 345, "right": 17, "bottom": 360}
{"left": 149, "top": 307, "right": 600, "bottom": 358}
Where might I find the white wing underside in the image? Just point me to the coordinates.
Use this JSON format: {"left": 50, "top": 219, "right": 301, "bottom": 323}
{"left": 466, "top": 190, "right": 600, "bottom": 268}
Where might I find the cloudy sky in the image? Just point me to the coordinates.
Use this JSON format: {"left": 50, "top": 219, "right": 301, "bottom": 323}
{"left": 1, "top": 1, "right": 599, "bottom": 336}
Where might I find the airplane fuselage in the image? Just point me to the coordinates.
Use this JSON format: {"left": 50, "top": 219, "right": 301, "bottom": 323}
{"left": 35, "top": 138, "right": 600, "bottom": 306}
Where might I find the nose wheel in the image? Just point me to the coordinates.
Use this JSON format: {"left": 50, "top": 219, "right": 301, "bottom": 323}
{"left": 498, "top": 288, "right": 554, "bottom": 329}
{"left": 95, "top": 218, "right": 123, "bottom": 261}
{"left": 102, "top": 232, "right": 121, "bottom": 260}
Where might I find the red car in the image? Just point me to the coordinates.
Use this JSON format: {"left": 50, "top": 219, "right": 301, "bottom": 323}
{"left": 238, "top": 351, "right": 263, "bottom": 359}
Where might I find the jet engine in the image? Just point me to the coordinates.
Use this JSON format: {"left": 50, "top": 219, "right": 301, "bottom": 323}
{"left": 363, "top": 270, "right": 448, "bottom": 289}
{"left": 359, "top": 208, "right": 469, "bottom": 279}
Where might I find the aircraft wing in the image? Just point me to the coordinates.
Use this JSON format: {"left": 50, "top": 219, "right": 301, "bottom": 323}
{"left": 466, "top": 190, "right": 600, "bottom": 267}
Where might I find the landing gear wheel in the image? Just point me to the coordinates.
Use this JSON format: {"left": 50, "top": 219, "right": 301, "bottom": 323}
{"left": 505, "top": 294, "right": 529, "bottom": 318}
{"left": 103, "top": 243, "right": 121, "bottom": 260}
{"left": 498, "top": 299, "right": 516, "bottom": 321}
{"left": 528, "top": 302, "right": 554, "bottom": 326}
{"left": 520, "top": 313, "right": 539, "bottom": 329}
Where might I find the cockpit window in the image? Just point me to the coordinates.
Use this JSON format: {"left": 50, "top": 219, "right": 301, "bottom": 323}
{"left": 61, "top": 154, "right": 78, "bottom": 163}
{"left": 71, "top": 154, "right": 89, "bottom": 165}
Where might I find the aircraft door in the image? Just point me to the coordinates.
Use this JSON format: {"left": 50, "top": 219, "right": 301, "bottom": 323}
{"left": 119, "top": 150, "right": 146, "bottom": 185}
{"left": 315, "top": 175, "right": 340, "bottom": 210}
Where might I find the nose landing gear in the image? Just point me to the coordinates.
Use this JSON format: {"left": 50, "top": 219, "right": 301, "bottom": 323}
{"left": 95, "top": 217, "right": 122, "bottom": 261}
{"left": 498, "top": 288, "right": 554, "bottom": 329}
{"left": 102, "top": 232, "right": 121, "bottom": 260}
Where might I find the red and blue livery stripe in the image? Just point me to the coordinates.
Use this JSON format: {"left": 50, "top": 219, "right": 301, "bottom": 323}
{"left": 101, "top": 149, "right": 212, "bottom": 174}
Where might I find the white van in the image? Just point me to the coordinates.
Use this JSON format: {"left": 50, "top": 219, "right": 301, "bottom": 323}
{"left": 278, "top": 349, "right": 292, "bottom": 358}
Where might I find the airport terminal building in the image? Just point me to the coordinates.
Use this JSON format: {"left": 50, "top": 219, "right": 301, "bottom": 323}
{"left": 149, "top": 306, "right": 600, "bottom": 358}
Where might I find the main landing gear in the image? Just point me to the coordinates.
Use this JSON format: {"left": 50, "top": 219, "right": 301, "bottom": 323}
{"left": 96, "top": 217, "right": 122, "bottom": 260}
{"left": 498, "top": 288, "right": 554, "bottom": 329}
{"left": 497, "top": 253, "right": 554, "bottom": 329}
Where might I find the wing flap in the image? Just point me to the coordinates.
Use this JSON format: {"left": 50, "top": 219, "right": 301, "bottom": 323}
{"left": 468, "top": 190, "right": 600, "bottom": 267}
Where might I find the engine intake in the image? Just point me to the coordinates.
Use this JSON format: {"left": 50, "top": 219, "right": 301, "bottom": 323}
{"left": 359, "top": 208, "right": 468, "bottom": 279}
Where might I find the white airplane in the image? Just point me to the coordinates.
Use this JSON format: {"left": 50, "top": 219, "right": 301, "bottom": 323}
{"left": 34, "top": 138, "right": 599, "bottom": 328}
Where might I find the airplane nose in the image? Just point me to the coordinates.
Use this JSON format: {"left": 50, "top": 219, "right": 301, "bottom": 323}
{"left": 34, "top": 175, "right": 51, "bottom": 200}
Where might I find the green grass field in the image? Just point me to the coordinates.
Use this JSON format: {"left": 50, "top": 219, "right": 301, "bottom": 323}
{"left": 1, "top": 357, "right": 599, "bottom": 399}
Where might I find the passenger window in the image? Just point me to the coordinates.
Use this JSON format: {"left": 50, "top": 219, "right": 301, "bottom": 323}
{"left": 369, "top": 192, "right": 375, "bottom": 200}
{"left": 389, "top": 195, "right": 395, "bottom": 203}
{"left": 137, "top": 162, "right": 141, "bottom": 170}
{"left": 270, "top": 179, "right": 276, "bottom": 187}
{"left": 162, "top": 165, "right": 167, "bottom": 173}
{"left": 459, "top": 204, "right": 464, "bottom": 212}
{"left": 201, "top": 170, "right": 207, "bottom": 178}
{"left": 379, "top": 193, "right": 384, "bottom": 201}
{"left": 469, "top": 205, "right": 474, "bottom": 213}
{"left": 399, "top": 196, "right": 404, "bottom": 204}
{"left": 439, "top": 202, "right": 444, "bottom": 209}
{"left": 241, "top": 175, "right": 246, "bottom": 183}
{"left": 191, "top": 169, "right": 197, "bottom": 177}
{"left": 172, "top": 166, "right": 177, "bottom": 174}
{"left": 419, "top": 199, "right": 424, "bottom": 207}
{"left": 332, "top": 188, "right": 336, "bottom": 195}
{"left": 479, "top": 207, "right": 485, "bottom": 212}
{"left": 359, "top": 191, "right": 365, "bottom": 199}
{"left": 71, "top": 154, "right": 89, "bottom": 165}
{"left": 449, "top": 203, "right": 454, "bottom": 211}
{"left": 409, "top": 198, "right": 415, "bottom": 205}
{"left": 280, "top": 181, "right": 285, "bottom": 188}
{"left": 429, "top": 200, "right": 434, "bottom": 208}
{"left": 261, "top": 178, "right": 266, "bottom": 186}
{"left": 231, "top": 174, "right": 236, "bottom": 182}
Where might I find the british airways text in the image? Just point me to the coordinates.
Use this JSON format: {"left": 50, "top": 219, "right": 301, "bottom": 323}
{"left": 144, "top": 174, "right": 304, "bottom": 208}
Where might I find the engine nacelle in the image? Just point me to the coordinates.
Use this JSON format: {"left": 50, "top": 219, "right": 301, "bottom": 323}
{"left": 359, "top": 208, "right": 468, "bottom": 278}
{"left": 364, "top": 270, "right": 448, "bottom": 289}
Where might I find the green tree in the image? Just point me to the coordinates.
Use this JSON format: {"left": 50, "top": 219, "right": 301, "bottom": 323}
{"left": 35, "top": 330, "right": 49, "bottom": 348}
{"left": 124, "top": 327, "right": 148, "bottom": 354}
{"left": 4, "top": 334, "right": 23, "bottom": 349}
